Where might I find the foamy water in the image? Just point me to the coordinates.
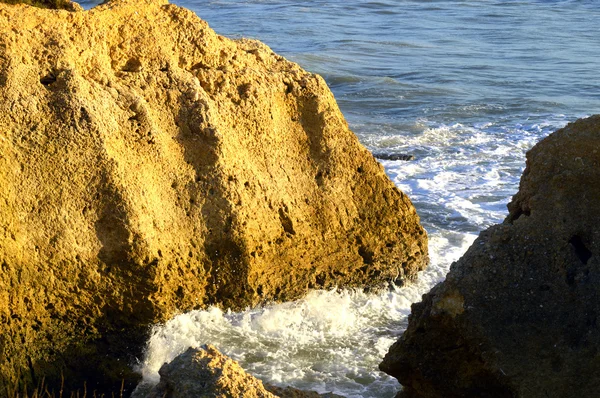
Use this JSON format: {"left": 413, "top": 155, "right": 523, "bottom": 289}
{"left": 372, "top": 117, "right": 569, "bottom": 234}
{"left": 135, "top": 233, "right": 475, "bottom": 397}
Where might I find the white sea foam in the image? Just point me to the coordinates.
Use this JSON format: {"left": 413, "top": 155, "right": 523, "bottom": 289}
{"left": 135, "top": 231, "right": 475, "bottom": 397}
{"left": 371, "top": 117, "right": 569, "bottom": 235}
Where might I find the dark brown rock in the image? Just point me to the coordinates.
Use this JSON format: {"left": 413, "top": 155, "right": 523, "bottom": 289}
{"left": 265, "top": 385, "right": 344, "bottom": 398}
{"left": 0, "top": 0, "right": 427, "bottom": 395}
{"left": 0, "top": 0, "right": 82, "bottom": 11}
{"left": 380, "top": 115, "right": 600, "bottom": 397}
{"left": 373, "top": 152, "right": 415, "bottom": 162}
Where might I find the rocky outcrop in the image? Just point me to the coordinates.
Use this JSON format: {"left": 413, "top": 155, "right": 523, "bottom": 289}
{"left": 139, "top": 345, "right": 343, "bottom": 398}
{"left": 141, "top": 345, "right": 276, "bottom": 398}
{"left": 0, "top": 0, "right": 427, "bottom": 395}
{"left": 380, "top": 116, "right": 600, "bottom": 397}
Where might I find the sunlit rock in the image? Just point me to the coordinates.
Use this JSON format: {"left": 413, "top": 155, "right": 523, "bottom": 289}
{"left": 137, "top": 345, "right": 343, "bottom": 398}
{"left": 0, "top": 0, "right": 427, "bottom": 394}
{"left": 140, "top": 345, "right": 276, "bottom": 398}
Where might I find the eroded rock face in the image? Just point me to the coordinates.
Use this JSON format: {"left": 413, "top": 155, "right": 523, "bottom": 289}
{"left": 380, "top": 116, "right": 600, "bottom": 397}
{"left": 0, "top": 0, "right": 427, "bottom": 394}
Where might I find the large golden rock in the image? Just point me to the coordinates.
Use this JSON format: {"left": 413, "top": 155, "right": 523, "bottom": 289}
{"left": 0, "top": 0, "right": 427, "bottom": 394}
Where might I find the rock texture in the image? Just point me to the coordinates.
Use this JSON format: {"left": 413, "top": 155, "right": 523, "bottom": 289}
{"left": 142, "top": 345, "right": 276, "bottom": 398}
{"left": 380, "top": 116, "right": 600, "bottom": 397}
{"left": 140, "top": 345, "right": 343, "bottom": 398}
{"left": 265, "top": 385, "right": 343, "bottom": 398}
{"left": 0, "top": 0, "right": 427, "bottom": 395}
{"left": 0, "top": 0, "right": 82, "bottom": 12}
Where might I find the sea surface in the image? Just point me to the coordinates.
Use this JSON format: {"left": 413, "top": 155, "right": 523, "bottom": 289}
{"left": 83, "top": 0, "right": 600, "bottom": 396}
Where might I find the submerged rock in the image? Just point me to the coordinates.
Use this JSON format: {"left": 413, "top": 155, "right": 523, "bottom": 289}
{"left": 372, "top": 152, "right": 415, "bottom": 161}
{"left": 0, "top": 0, "right": 427, "bottom": 394}
{"left": 380, "top": 116, "right": 600, "bottom": 397}
{"left": 265, "top": 385, "right": 344, "bottom": 398}
{"left": 139, "top": 345, "right": 343, "bottom": 398}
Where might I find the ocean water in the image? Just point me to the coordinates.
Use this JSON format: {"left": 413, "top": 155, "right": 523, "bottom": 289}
{"left": 79, "top": 0, "right": 600, "bottom": 396}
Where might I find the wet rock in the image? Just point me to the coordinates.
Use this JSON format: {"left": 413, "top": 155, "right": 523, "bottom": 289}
{"left": 380, "top": 115, "right": 600, "bottom": 397}
{"left": 137, "top": 345, "right": 344, "bottom": 398}
{"left": 0, "top": 0, "right": 82, "bottom": 11}
{"left": 0, "top": 0, "right": 427, "bottom": 394}
{"left": 141, "top": 345, "right": 276, "bottom": 398}
{"left": 265, "top": 385, "right": 344, "bottom": 398}
{"left": 372, "top": 152, "right": 415, "bottom": 161}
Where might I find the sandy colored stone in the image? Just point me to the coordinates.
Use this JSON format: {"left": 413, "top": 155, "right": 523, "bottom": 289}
{"left": 0, "top": 0, "right": 427, "bottom": 395}
{"left": 139, "top": 345, "right": 344, "bottom": 398}
{"left": 380, "top": 116, "right": 600, "bottom": 397}
{"left": 142, "top": 345, "right": 276, "bottom": 398}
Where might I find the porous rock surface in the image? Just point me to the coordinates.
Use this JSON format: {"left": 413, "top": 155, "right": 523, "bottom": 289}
{"left": 380, "top": 116, "right": 600, "bottom": 397}
{"left": 142, "top": 345, "right": 276, "bottom": 398}
{"left": 140, "top": 345, "right": 343, "bottom": 398}
{"left": 0, "top": 0, "right": 427, "bottom": 394}
{"left": 0, "top": 0, "right": 82, "bottom": 11}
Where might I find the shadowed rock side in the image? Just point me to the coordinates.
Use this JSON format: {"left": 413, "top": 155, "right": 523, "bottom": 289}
{"left": 380, "top": 116, "right": 600, "bottom": 398}
{"left": 0, "top": 0, "right": 81, "bottom": 11}
{"left": 0, "top": 0, "right": 427, "bottom": 395}
{"left": 139, "top": 345, "right": 343, "bottom": 398}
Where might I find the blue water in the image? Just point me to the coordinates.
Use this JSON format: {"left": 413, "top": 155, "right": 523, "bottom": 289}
{"left": 81, "top": 0, "right": 599, "bottom": 396}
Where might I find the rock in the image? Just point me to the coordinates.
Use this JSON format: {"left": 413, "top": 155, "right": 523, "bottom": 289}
{"left": 138, "top": 346, "right": 344, "bottom": 398}
{"left": 372, "top": 152, "right": 415, "bottom": 161}
{"left": 0, "top": 0, "right": 83, "bottom": 11}
{"left": 265, "top": 385, "right": 344, "bottom": 398}
{"left": 0, "top": 0, "right": 427, "bottom": 395}
{"left": 141, "top": 345, "right": 276, "bottom": 398}
{"left": 380, "top": 115, "right": 600, "bottom": 397}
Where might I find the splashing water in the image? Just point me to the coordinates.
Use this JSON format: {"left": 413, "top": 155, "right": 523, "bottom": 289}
{"left": 135, "top": 232, "right": 475, "bottom": 397}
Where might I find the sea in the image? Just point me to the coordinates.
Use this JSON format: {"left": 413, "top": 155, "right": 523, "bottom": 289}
{"left": 81, "top": 0, "right": 600, "bottom": 396}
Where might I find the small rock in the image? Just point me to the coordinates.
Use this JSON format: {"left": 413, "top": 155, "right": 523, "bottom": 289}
{"left": 141, "top": 345, "right": 276, "bottom": 398}
{"left": 138, "top": 345, "right": 345, "bottom": 398}
{"left": 373, "top": 152, "right": 416, "bottom": 161}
